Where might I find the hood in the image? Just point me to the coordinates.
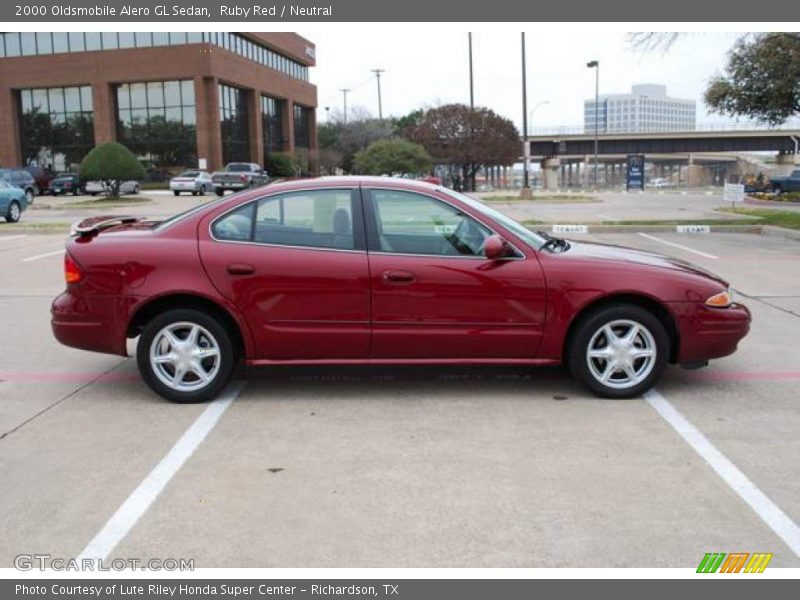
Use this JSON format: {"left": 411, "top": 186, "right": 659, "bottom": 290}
{"left": 562, "top": 240, "right": 728, "bottom": 287}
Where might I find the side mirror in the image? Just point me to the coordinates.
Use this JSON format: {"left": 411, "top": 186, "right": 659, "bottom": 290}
{"left": 484, "top": 234, "right": 508, "bottom": 260}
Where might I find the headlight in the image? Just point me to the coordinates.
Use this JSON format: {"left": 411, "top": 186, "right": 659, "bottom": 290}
{"left": 705, "top": 289, "right": 733, "bottom": 308}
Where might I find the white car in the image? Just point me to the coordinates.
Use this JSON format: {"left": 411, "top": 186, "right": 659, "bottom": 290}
{"left": 85, "top": 180, "right": 140, "bottom": 195}
{"left": 170, "top": 170, "right": 213, "bottom": 196}
{"left": 649, "top": 178, "right": 673, "bottom": 189}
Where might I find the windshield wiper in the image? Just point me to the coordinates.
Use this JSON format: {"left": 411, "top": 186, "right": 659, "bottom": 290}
{"left": 537, "top": 230, "right": 570, "bottom": 252}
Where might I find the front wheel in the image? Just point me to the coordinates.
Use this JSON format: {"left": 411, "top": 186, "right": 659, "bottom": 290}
{"left": 568, "top": 304, "right": 669, "bottom": 399}
{"left": 25, "top": 189, "right": 34, "bottom": 205}
{"left": 773, "top": 185, "right": 783, "bottom": 195}
{"left": 5, "top": 200, "right": 21, "bottom": 223}
{"left": 136, "top": 309, "right": 236, "bottom": 403}
{"left": 214, "top": 187, "right": 224, "bottom": 196}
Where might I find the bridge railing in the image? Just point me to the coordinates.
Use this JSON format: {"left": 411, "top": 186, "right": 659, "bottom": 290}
{"left": 529, "top": 121, "right": 800, "bottom": 136}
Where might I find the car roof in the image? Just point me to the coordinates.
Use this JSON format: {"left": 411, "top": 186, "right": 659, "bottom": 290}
{"left": 266, "top": 176, "right": 442, "bottom": 193}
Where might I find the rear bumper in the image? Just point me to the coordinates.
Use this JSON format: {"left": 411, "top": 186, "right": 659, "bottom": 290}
{"left": 670, "top": 301, "right": 751, "bottom": 364}
{"left": 51, "top": 291, "right": 129, "bottom": 356}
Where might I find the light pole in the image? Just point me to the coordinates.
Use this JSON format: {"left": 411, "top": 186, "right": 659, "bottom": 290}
{"left": 526, "top": 100, "right": 549, "bottom": 188}
{"left": 371, "top": 69, "right": 385, "bottom": 120}
{"left": 586, "top": 60, "right": 599, "bottom": 187}
{"left": 520, "top": 32, "right": 530, "bottom": 198}
{"left": 468, "top": 32, "right": 474, "bottom": 108}
{"left": 339, "top": 88, "right": 350, "bottom": 124}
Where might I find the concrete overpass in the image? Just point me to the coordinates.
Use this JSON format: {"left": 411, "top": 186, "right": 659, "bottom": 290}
{"left": 528, "top": 128, "right": 800, "bottom": 158}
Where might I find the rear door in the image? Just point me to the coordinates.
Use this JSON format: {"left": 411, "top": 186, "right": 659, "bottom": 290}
{"left": 198, "top": 186, "right": 371, "bottom": 360}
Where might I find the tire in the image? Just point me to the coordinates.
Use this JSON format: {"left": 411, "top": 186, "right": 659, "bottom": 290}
{"left": 136, "top": 308, "right": 236, "bottom": 403}
{"left": 132, "top": 185, "right": 140, "bottom": 194}
{"left": 173, "top": 191, "right": 180, "bottom": 196}
{"left": 200, "top": 185, "right": 207, "bottom": 195}
{"left": 215, "top": 187, "right": 224, "bottom": 196}
{"left": 5, "top": 200, "right": 21, "bottom": 223}
{"left": 567, "top": 303, "right": 669, "bottom": 399}
{"left": 773, "top": 185, "right": 783, "bottom": 195}
{"left": 25, "top": 188, "right": 34, "bottom": 205}
{"left": 73, "top": 188, "right": 79, "bottom": 196}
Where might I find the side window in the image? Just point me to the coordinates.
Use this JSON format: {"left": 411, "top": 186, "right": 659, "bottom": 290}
{"left": 371, "top": 190, "right": 492, "bottom": 256}
{"left": 253, "top": 189, "right": 356, "bottom": 250}
{"left": 211, "top": 202, "right": 255, "bottom": 241}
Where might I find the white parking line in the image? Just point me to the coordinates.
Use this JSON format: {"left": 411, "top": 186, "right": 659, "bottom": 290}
{"left": 645, "top": 390, "right": 800, "bottom": 558}
{"left": 0, "top": 235, "right": 28, "bottom": 243}
{"left": 77, "top": 381, "right": 245, "bottom": 561}
{"left": 637, "top": 233, "right": 719, "bottom": 260}
{"left": 20, "top": 249, "right": 65, "bottom": 262}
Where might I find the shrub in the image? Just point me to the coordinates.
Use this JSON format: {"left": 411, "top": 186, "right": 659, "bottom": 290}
{"left": 79, "top": 142, "right": 146, "bottom": 197}
{"left": 353, "top": 139, "right": 432, "bottom": 176}
{"left": 266, "top": 152, "right": 296, "bottom": 178}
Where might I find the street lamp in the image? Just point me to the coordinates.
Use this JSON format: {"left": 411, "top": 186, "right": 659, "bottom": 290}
{"left": 524, "top": 100, "right": 549, "bottom": 189}
{"left": 586, "top": 60, "right": 599, "bottom": 187}
{"left": 520, "top": 32, "right": 530, "bottom": 198}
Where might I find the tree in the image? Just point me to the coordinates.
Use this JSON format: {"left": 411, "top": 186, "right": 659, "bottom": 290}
{"left": 79, "top": 142, "right": 146, "bottom": 197}
{"left": 705, "top": 33, "right": 800, "bottom": 125}
{"left": 406, "top": 104, "right": 520, "bottom": 191}
{"left": 629, "top": 32, "right": 800, "bottom": 125}
{"left": 318, "top": 107, "right": 394, "bottom": 173}
{"left": 354, "top": 139, "right": 432, "bottom": 176}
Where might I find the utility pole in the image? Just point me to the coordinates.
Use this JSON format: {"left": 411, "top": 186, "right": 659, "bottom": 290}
{"left": 371, "top": 69, "right": 385, "bottom": 120}
{"left": 520, "top": 32, "right": 531, "bottom": 198}
{"left": 468, "top": 32, "right": 474, "bottom": 108}
{"left": 339, "top": 88, "right": 350, "bottom": 124}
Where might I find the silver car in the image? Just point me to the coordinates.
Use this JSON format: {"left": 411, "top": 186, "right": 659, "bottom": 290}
{"left": 85, "top": 180, "right": 140, "bottom": 195}
{"left": 170, "top": 170, "right": 213, "bottom": 196}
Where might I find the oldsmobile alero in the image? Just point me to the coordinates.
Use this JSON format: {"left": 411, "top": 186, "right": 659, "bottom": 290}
{"left": 51, "top": 177, "right": 750, "bottom": 402}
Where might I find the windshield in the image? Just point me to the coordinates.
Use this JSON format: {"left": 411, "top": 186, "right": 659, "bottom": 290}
{"left": 226, "top": 164, "right": 251, "bottom": 172}
{"left": 440, "top": 188, "right": 548, "bottom": 250}
{"left": 179, "top": 171, "right": 199, "bottom": 177}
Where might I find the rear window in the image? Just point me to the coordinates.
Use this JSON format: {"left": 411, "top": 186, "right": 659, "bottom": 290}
{"left": 179, "top": 171, "right": 199, "bottom": 177}
{"left": 226, "top": 164, "right": 251, "bottom": 172}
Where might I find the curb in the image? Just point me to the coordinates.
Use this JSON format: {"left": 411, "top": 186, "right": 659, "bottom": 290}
{"left": 760, "top": 225, "right": 800, "bottom": 242}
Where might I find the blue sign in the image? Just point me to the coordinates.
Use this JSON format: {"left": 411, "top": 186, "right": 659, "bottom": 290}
{"left": 627, "top": 155, "right": 645, "bottom": 190}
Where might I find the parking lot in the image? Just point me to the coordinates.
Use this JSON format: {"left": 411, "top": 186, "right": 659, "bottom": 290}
{"left": 0, "top": 223, "right": 798, "bottom": 567}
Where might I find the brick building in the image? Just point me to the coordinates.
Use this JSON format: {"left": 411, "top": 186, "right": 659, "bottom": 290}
{"left": 0, "top": 32, "right": 317, "bottom": 175}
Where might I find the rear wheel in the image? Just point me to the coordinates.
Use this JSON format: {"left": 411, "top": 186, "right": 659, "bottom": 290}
{"left": 136, "top": 309, "right": 236, "bottom": 403}
{"left": 199, "top": 184, "right": 207, "bottom": 195}
{"left": 5, "top": 200, "right": 21, "bottom": 223}
{"left": 173, "top": 190, "right": 180, "bottom": 196}
{"left": 215, "top": 187, "right": 224, "bottom": 196}
{"left": 568, "top": 304, "right": 669, "bottom": 399}
{"left": 24, "top": 189, "right": 34, "bottom": 205}
{"left": 773, "top": 185, "right": 783, "bottom": 195}
{"left": 132, "top": 184, "right": 140, "bottom": 194}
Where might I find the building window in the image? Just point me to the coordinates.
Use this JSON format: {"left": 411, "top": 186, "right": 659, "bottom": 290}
{"left": 219, "top": 84, "right": 251, "bottom": 164}
{"left": 116, "top": 80, "right": 197, "bottom": 172}
{"left": 18, "top": 85, "right": 95, "bottom": 172}
{"left": 261, "top": 95, "right": 285, "bottom": 158}
{"left": 294, "top": 104, "right": 311, "bottom": 150}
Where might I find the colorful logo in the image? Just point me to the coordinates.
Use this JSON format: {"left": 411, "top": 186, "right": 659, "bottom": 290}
{"left": 696, "top": 552, "right": 773, "bottom": 573}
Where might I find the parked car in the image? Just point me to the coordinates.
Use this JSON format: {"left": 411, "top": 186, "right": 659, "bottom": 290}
{"left": 211, "top": 162, "right": 268, "bottom": 196}
{"left": 648, "top": 178, "right": 673, "bottom": 189}
{"left": 769, "top": 169, "right": 800, "bottom": 194}
{"left": 0, "top": 178, "right": 31, "bottom": 222}
{"left": 48, "top": 173, "right": 85, "bottom": 196}
{"left": 85, "top": 180, "right": 140, "bottom": 196}
{"left": 52, "top": 177, "right": 751, "bottom": 403}
{"left": 24, "top": 165, "right": 55, "bottom": 194}
{"left": 0, "top": 168, "right": 38, "bottom": 203}
{"left": 170, "top": 170, "right": 213, "bottom": 196}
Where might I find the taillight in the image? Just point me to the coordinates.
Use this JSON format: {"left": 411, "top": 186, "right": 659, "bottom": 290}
{"left": 64, "top": 253, "right": 82, "bottom": 285}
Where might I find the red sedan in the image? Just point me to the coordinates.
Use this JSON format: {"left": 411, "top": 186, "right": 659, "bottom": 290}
{"left": 52, "top": 177, "right": 750, "bottom": 402}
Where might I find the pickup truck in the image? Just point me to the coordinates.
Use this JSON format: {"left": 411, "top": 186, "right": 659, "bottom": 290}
{"left": 211, "top": 162, "right": 269, "bottom": 196}
{"left": 770, "top": 169, "right": 800, "bottom": 194}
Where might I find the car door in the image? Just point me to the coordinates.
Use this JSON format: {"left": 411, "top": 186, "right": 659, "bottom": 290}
{"left": 198, "top": 186, "right": 371, "bottom": 361}
{"left": 364, "top": 187, "right": 547, "bottom": 359}
{"left": 0, "top": 180, "right": 10, "bottom": 212}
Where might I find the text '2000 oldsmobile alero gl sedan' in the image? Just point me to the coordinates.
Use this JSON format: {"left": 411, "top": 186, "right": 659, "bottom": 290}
{"left": 51, "top": 177, "right": 750, "bottom": 402}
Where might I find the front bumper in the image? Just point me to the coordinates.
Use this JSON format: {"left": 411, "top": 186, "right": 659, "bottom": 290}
{"left": 670, "top": 301, "right": 751, "bottom": 364}
{"left": 51, "top": 291, "right": 130, "bottom": 356}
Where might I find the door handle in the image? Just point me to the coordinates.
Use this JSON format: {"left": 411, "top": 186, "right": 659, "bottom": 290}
{"left": 382, "top": 270, "right": 416, "bottom": 284}
{"left": 226, "top": 263, "right": 256, "bottom": 276}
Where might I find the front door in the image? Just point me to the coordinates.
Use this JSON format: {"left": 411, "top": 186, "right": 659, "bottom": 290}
{"left": 198, "top": 187, "right": 371, "bottom": 360}
{"left": 364, "top": 188, "right": 547, "bottom": 359}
